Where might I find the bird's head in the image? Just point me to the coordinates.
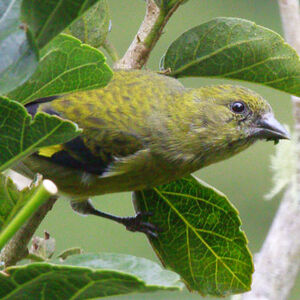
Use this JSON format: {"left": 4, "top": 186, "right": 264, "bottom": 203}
{"left": 189, "top": 85, "right": 290, "bottom": 164}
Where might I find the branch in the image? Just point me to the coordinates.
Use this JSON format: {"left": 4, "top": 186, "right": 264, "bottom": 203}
{"left": 0, "top": 196, "right": 57, "bottom": 267}
{"left": 114, "top": 0, "right": 182, "bottom": 70}
{"left": 278, "top": 0, "right": 300, "bottom": 52}
{"left": 241, "top": 1, "right": 300, "bottom": 299}
{"left": 242, "top": 188, "right": 300, "bottom": 300}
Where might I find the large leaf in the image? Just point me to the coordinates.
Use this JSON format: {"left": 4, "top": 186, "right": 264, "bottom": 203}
{"left": 0, "top": 253, "right": 183, "bottom": 299}
{"left": 162, "top": 17, "right": 300, "bottom": 96}
{"left": 67, "top": 0, "right": 110, "bottom": 48}
{"left": 0, "top": 96, "right": 80, "bottom": 172}
{"left": 133, "top": 175, "right": 253, "bottom": 297}
{"left": 8, "top": 34, "right": 113, "bottom": 104}
{"left": 0, "top": 0, "right": 38, "bottom": 95}
{"left": 21, "top": 0, "right": 101, "bottom": 48}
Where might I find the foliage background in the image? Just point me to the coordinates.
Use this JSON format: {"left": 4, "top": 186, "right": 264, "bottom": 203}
{"left": 34, "top": 0, "right": 298, "bottom": 299}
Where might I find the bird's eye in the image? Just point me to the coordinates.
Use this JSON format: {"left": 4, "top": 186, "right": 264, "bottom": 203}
{"left": 231, "top": 101, "right": 246, "bottom": 114}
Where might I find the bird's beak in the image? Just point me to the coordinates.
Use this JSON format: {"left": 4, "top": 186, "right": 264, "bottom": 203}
{"left": 253, "top": 113, "right": 290, "bottom": 142}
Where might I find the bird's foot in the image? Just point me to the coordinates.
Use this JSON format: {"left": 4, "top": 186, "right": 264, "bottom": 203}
{"left": 119, "top": 212, "right": 159, "bottom": 238}
{"left": 70, "top": 200, "right": 160, "bottom": 238}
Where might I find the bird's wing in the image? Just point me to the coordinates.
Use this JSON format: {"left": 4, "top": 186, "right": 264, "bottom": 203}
{"left": 26, "top": 97, "right": 147, "bottom": 176}
{"left": 36, "top": 129, "right": 146, "bottom": 176}
{"left": 100, "top": 148, "right": 151, "bottom": 178}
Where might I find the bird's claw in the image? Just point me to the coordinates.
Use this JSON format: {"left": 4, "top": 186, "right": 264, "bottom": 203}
{"left": 121, "top": 212, "right": 159, "bottom": 238}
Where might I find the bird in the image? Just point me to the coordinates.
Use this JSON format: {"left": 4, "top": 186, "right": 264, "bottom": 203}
{"left": 18, "top": 69, "right": 289, "bottom": 236}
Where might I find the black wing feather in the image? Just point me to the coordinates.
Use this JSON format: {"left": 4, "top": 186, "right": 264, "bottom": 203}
{"left": 45, "top": 137, "right": 112, "bottom": 175}
{"left": 27, "top": 96, "right": 112, "bottom": 175}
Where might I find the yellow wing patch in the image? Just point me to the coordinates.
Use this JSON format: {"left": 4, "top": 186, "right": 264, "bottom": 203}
{"left": 38, "top": 144, "right": 63, "bottom": 157}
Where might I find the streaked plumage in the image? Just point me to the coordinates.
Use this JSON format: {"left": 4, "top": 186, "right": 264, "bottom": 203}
{"left": 18, "top": 70, "right": 288, "bottom": 201}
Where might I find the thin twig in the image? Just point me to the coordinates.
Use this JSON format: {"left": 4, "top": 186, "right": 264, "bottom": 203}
{"left": 241, "top": 1, "right": 300, "bottom": 299}
{"left": 114, "top": 0, "right": 182, "bottom": 70}
{"left": 0, "top": 196, "right": 57, "bottom": 267}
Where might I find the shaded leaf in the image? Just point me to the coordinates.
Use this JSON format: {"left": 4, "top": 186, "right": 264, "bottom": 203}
{"left": 133, "top": 175, "right": 253, "bottom": 296}
{"left": 162, "top": 17, "right": 300, "bottom": 96}
{"left": 0, "top": 96, "right": 81, "bottom": 172}
{"left": 21, "top": 0, "right": 102, "bottom": 48}
{"left": 0, "top": 253, "right": 183, "bottom": 299}
{"left": 67, "top": 0, "right": 110, "bottom": 48}
{"left": 0, "top": 0, "right": 38, "bottom": 94}
{"left": 8, "top": 34, "right": 113, "bottom": 104}
{"left": 0, "top": 174, "right": 42, "bottom": 231}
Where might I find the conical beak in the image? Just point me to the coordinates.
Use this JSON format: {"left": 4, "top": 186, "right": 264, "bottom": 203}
{"left": 253, "top": 113, "right": 290, "bottom": 142}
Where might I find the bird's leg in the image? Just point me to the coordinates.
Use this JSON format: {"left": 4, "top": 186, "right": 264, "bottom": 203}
{"left": 70, "top": 199, "right": 158, "bottom": 238}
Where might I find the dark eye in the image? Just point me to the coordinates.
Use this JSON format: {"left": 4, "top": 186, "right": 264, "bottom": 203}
{"left": 231, "top": 101, "right": 246, "bottom": 114}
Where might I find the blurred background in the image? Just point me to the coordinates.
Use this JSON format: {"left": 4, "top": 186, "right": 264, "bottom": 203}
{"left": 37, "top": 0, "right": 298, "bottom": 299}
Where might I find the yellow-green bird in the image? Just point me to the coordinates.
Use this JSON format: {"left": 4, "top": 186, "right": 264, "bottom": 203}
{"left": 19, "top": 69, "right": 289, "bottom": 236}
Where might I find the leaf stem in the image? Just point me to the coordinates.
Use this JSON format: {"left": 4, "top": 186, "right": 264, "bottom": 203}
{"left": 0, "top": 180, "right": 57, "bottom": 251}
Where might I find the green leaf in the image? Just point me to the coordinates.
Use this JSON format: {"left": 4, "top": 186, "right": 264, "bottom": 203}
{"left": 0, "top": 174, "right": 42, "bottom": 231}
{"left": 67, "top": 0, "right": 110, "bottom": 48}
{"left": 162, "top": 17, "right": 300, "bottom": 96}
{"left": 0, "top": 0, "right": 38, "bottom": 95}
{"left": 0, "top": 253, "right": 183, "bottom": 299}
{"left": 0, "top": 96, "right": 81, "bottom": 172}
{"left": 8, "top": 34, "right": 113, "bottom": 104}
{"left": 133, "top": 175, "right": 253, "bottom": 297}
{"left": 21, "top": 0, "right": 102, "bottom": 48}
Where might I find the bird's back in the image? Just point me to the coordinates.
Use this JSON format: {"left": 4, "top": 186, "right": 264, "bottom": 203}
{"left": 44, "top": 70, "right": 184, "bottom": 133}
{"left": 20, "top": 70, "right": 188, "bottom": 198}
